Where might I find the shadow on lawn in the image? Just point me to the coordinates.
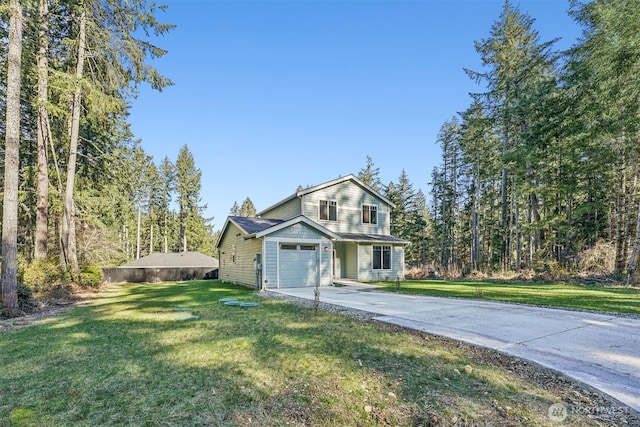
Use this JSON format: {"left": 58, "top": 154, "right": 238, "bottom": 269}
{"left": 0, "top": 280, "right": 588, "bottom": 426}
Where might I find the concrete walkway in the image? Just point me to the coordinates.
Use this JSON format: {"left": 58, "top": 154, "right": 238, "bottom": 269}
{"left": 271, "top": 282, "right": 640, "bottom": 413}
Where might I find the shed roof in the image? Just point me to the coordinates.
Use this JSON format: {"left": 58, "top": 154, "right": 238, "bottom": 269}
{"left": 119, "top": 251, "right": 219, "bottom": 269}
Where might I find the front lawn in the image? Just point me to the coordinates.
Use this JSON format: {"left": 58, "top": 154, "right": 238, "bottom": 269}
{"left": 376, "top": 280, "right": 640, "bottom": 315}
{"left": 0, "top": 280, "right": 631, "bottom": 426}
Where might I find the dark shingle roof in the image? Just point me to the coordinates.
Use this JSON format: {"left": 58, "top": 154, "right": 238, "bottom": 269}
{"left": 230, "top": 216, "right": 284, "bottom": 234}
{"left": 337, "top": 233, "right": 409, "bottom": 244}
{"left": 119, "top": 251, "right": 219, "bottom": 268}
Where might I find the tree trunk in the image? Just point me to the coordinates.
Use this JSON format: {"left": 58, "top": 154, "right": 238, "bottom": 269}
{"left": 500, "top": 135, "right": 509, "bottom": 271}
{"left": 2, "top": 0, "right": 23, "bottom": 311}
{"left": 35, "top": 0, "right": 50, "bottom": 260}
{"left": 62, "top": 6, "right": 86, "bottom": 279}
{"left": 149, "top": 222, "right": 154, "bottom": 254}
{"left": 164, "top": 215, "right": 168, "bottom": 253}
{"left": 614, "top": 161, "right": 627, "bottom": 273}
{"left": 626, "top": 200, "right": 640, "bottom": 283}
{"left": 182, "top": 215, "right": 188, "bottom": 252}
{"left": 471, "top": 166, "right": 480, "bottom": 270}
{"left": 516, "top": 198, "right": 521, "bottom": 272}
{"left": 136, "top": 207, "right": 141, "bottom": 259}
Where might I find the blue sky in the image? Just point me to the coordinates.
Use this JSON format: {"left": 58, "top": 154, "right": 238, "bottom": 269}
{"left": 128, "top": 0, "right": 581, "bottom": 231}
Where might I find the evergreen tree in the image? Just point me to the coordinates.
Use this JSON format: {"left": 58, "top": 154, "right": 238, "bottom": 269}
{"left": 240, "top": 197, "right": 257, "bottom": 217}
{"left": 385, "top": 170, "right": 428, "bottom": 265}
{"left": 357, "top": 155, "right": 382, "bottom": 192}
{"left": 465, "top": 0, "right": 559, "bottom": 270}
{"left": 175, "top": 145, "right": 205, "bottom": 252}
{"left": 459, "top": 101, "right": 501, "bottom": 270}
{"left": 409, "top": 189, "right": 430, "bottom": 266}
{"left": 50, "top": 0, "right": 173, "bottom": 275}
{"left": 230, "top": 202, "right": 241, "bottom": 216}
{"left": 435, "top": 118, "right": 463, "bottom": 271}
{"left": 568, "top": 0, "right": 640, "bottom": 275}
{"left": 384, "top": 181, "right": 402, "bottom": 237}
{"left": 158, "top": 156, "right": 175, "bottom": 253}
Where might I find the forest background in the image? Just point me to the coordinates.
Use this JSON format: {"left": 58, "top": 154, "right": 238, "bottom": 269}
{"left": 1, "top": 0, "right": 639, "bottom": 311}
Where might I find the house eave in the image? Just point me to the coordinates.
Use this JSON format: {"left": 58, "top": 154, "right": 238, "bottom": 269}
{"left": 336, "top": 233, "right": 410, "bottom": 245}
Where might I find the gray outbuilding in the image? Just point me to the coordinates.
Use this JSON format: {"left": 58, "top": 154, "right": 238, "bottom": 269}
{"left": 103, "top": 251, "right": 219, "bottom": 283}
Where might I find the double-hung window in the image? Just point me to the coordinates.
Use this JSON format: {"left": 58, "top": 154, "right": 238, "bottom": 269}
{"left": 362, "top": 205, "right": 378, "bottom": 225}
{"left": 373, "top": 245, "right": 391, "bottom": 270}
{"left": 320, "top": 200, "right": 337, "bottom": 221}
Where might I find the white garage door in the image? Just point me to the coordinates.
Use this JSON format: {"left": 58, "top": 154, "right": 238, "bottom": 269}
{"left": 279, "top": 243, "right": 318, "bottom": 288}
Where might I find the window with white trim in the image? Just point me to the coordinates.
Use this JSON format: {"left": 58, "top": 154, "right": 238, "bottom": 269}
{"left": 373, "top": 245, "right": 391, "bottom": 270}
{"left": 362, "top": 204, "right": 378, "bottom": 224}
{"left": 319, "top": 200, "right": 337, "bottom": 221}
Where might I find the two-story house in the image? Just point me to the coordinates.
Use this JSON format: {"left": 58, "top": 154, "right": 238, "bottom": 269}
{"left": 216, "top": 174, "right": 408, "bottom": 289}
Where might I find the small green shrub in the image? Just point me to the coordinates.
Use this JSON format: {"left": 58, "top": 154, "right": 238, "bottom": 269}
{"left": 22, "top": 259, "right": 63, "bottom": 292}
{"left": 80, "top": 264, "right": 104, "bottom": 288}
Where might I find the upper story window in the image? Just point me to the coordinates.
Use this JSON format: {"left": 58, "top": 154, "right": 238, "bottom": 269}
{"left": 319, "top": 200, "right": 337, "bottom": 221}
{"left": 362, "top": 204, "right": 378, "bottom": 225}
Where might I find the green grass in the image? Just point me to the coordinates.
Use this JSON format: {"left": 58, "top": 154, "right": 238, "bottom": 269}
{"left": 0, "top": 280, "right": 620, "bottom": 426}
{"left": 377, "top": 280, "right": 640, "bottom": 315}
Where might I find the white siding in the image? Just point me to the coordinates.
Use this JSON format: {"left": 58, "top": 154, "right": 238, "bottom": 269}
{"left": 300, "top": 180, "right": 391, "bottom": 235}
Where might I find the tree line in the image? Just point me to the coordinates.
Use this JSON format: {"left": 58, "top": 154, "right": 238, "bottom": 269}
{"left": 0, "top": 1, "right": 215, "bottom": 311}
{"left": 433, "top": 0, "right": 639, "bottom": 282}
{"left": 359, "top": 1, "right": 639, "bottom": 283}
{"left": 2, "top": 0, "right": 638, "bottom": 312}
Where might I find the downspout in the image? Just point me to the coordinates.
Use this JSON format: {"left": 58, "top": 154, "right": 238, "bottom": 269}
{"left": 261, "top": 237, "right": 267, "bottom": 291}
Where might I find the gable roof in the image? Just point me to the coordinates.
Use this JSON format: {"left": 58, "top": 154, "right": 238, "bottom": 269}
{"left": 119, "top": 251, "right": 219, "bottom": 269}
{"left": 256, "top": 174, "right": 394, "bottom": 217}
{"left": 255, "top": 215, "right": 341, "bottom": 239}
{"left": 216, "top": 216, "right": 284, "bottom": 248}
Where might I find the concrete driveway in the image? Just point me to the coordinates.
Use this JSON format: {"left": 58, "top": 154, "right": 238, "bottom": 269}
{"left": 271, "top": 282, "right": 640, "bottom": 414}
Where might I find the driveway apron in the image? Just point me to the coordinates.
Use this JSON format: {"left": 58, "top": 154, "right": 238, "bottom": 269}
{"left": 271, "top": 283, "right": 640, "bottom": 414}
